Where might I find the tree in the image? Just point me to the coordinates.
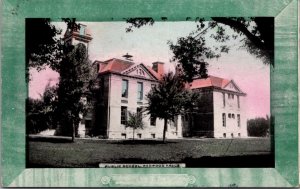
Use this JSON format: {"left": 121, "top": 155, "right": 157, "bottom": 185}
{"left": 26, "top": 98, "right": 45, "bottom": 134}
{"left": 146, "top": 72, "right": 187, "bottom": 142}
{"left": 26, "top": 18, "right": 80, "bottom": 80}
{"left": 55, "top": 43, "right": 92, "bottom": 141}
{"left": 26, "top": 19, "right": 61, "bottom": 71}
{"left": 125, "top": 111, "right": 145, "bottom": 140}
{"left": 40, "top": 83, "right": 59, "bottom": 130}
{"left": 247, "top": 116, "right": 270, "bottom": 137}
{"left": 179, "top": 89, "right": 204, "bottom": 136}
{"left": 26, "top": 83, "right": 58, "bottom": 134}
{"left": 126, "top": 17, "right": 274, "bottom": 81}
{"left": 210, "top": 17, "right": 273, "bottom": 64}
{"left": 26, "top": 18, "right": 92, "bottom": 141}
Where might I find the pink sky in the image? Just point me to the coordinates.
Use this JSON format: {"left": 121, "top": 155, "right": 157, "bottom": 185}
{"left": 29, "top": 22, "right": 270, "bottom": 119}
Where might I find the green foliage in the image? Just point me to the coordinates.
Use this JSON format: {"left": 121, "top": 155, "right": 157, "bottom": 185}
{"left": 26, "top": 18, "right": 62, "bottom": 71}
{"left": 181, "top": 89, "right": 203, "bottom": 114}
{"left": 55, "top": 43, "right": 92, "bottom": 137}
{"left": 126, "top": 111, "right": 145, "bottom": 140}
{"left": 146, "top": 72, "right": 187, "bottom": 141}
{"left": 146, "top": 73, "right": 208, "bottom": 141}
{"left": 146, "top": 72, "right": 186, "bottom": 121}
{"left": 26, "top": 19, "right": 93, "bottom": 139}
{"left": 212, "top": 17, "right": 274, "bottom": 65}
{"left": 126, "top": 111, "right": 145, "bottom": 130}
{"left": 168, "top": 36, "right": 211, "bottom": 82}
{"left": 125, "top": 18, "right": 155, "bottom": 32}
{"left": 247, "top": 116, "right": 270, "bottom": 137}
{"left": 26, "top": 98, "right": 45, "bottom": 134}
{"left": 26, "top": 18, "right": 80, "bottom": 81}
{"left": 126, "top": 17, "right": 274, "bottom": 81}
{"left": 26, "top": 84, "right": 58, "bottom": 134}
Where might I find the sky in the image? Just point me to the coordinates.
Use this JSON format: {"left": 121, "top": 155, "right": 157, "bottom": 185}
{"left": 29, "top": 21, "right": 270, "bottom": 119}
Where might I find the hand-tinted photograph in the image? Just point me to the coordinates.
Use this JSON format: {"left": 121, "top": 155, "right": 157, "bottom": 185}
{"left": 26, "top": 17, "right": 274, "bottom": 168}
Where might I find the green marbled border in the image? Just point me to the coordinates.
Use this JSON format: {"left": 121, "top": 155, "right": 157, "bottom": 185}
{"left": 1, "top": 0, "right": 298, "bottom": 187}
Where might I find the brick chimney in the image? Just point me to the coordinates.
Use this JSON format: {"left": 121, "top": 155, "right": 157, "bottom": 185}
{"left": 152, "top": 62, "right": 164, "bottom": 77}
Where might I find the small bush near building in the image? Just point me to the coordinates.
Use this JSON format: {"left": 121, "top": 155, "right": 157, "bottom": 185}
{"left": 247, "top": 116, "right": 270, "bottom": 137}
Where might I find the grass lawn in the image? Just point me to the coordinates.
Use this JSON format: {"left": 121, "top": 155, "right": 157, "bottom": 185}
{"left": 27, "top": 138, "right": 274, "bottom": 168}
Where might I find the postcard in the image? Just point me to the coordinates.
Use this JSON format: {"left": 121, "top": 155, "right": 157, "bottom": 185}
{"left": 1, "top": 0, "right": 298, "bottom": 187}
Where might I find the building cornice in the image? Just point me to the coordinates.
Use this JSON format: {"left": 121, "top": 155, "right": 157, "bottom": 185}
{"left": 193, "top": 86, "right": 246, "bottom": 96}
{"left": 65, "top": 32, "right": 93, "bottom": 43}
{"left": 98, "top": 71, "right": 159, "bottom": 83}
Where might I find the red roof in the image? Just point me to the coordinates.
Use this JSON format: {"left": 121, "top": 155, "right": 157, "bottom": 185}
{"left": 97, "top": 60, "right": 243, "bottom": 93}
{"left": 99, "top": 58, "right": 134, "bottom": 73}
{"left": 97, "top": 58, "right": 160, "bottom": 80}
{"left": 187, "top": 75, "right": 230, "bottom": 90}
{"left": 145, "top": 65, "right": 161, "bottom": 80}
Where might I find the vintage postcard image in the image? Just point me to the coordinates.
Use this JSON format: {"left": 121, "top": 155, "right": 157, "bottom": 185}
{"left": 27, "top": 19, "right": 273, "bottom": 169}
{"left": 1, "top": 0, "right": 298, "bottom": 187}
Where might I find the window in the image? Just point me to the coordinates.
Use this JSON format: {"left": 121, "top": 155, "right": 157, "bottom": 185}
{"left": 122, "top": 80, "right": 128, "bottom": 98}
{"left": 137, "top": 82, "right": 143, "bottom": 101}
{"left": 150, "top": 115, "right": 156, "bottom": 126}
{"left": 237, "top": 96, "right": 240, "bottom": 108}
{"left": 238, "top": 133, "right": 241, "bottom": 137}
{"left": 232, "top": 114, "right": 235, "bottom": 119}
{"left": 121, "top": 106, "right": 127, "bottom": 125}
{"left": 237, "top": 114, "right": 240, "bottom": 127}
{"left": 223, "top": 133, "right": 226, "bottom": 138}
{"left": 228, "top": 114, "right": 231, "bottom": 118}
{"left": 137, "top": 133, "right": 142, "bottom": 139}
{"left": 223, "top": 93, "right": 225, "bottom": 107}
{"left": 231, "top": 133, "right": 234, "bottom": 138}
{"left": 222, "top": 113, "right": 226, "bottom": 127}
{"left": 151, "top": 134, "right": 155, "bottom": 138}
{"left": 232, "top": 94, "right": 234, "bottom": 99}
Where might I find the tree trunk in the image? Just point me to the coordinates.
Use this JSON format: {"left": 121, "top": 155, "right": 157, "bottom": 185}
{"left": 72, "top": 123, "right": 75, "bottom": 142}
{"left": 163, "top": 118, "right": 168, "bottom": 143}
{"left": 133, "top": 128, "right": 135, "bottom": 141}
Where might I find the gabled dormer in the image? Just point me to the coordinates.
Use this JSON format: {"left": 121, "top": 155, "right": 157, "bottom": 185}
{"left": 121, "top": 63, "right": 159, "bottom": 80}
{"left": 223, "top": 80, "right": 244, "bottom": 94}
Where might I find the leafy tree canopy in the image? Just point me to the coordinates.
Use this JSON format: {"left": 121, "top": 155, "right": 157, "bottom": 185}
{"left": 247, "top": 116, "right": 271, "bottom": 137}
{"left": 126, "top": 111, "right": 145, "bottom": 140}
{"left": 146, "top": 72, "right": 187, "bottom": 142}
{"left": 26, "top": 18, "right": 61, "bottom": 71}
{"left": 26, "top": 19, "right": 94, "bottom": 140}
{"left": 55, "top": 43, "right": 92, "bottom": 138}
{"left": 126, "top": 17, "right": 274, "bottom": 81}
{"left": 26, "top": 83, "right": 58, "bottom": 134}
{"left": 26, "top": 18, "right": 80, "bottom": 79}
{"left": 146, "top": 72, "right": 186, "bottom": 121}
